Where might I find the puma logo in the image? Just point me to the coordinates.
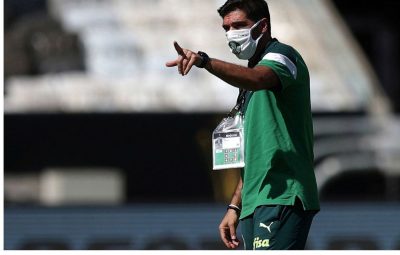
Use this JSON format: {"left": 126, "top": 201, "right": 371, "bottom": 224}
{"left": 259, "top": 222, "right": 274, "bottom": 233}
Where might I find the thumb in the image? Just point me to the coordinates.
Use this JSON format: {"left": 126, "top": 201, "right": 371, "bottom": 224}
{"left": 165, "top": 60, "right": 178, "bottom": 67}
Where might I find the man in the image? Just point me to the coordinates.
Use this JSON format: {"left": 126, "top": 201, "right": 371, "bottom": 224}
{"left": 166, "top": 0, "right": 320, "bottom": 250}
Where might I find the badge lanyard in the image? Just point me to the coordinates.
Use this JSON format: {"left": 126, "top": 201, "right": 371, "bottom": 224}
{"left": 212, "top": 89, "right": 247, "bottom": 170}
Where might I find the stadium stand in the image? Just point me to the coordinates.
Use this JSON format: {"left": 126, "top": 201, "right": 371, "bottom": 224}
{"left": 4, "top": 0, "right": 390, "bottom": 113}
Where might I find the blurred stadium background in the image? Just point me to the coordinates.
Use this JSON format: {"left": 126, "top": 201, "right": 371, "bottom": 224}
{"left": 3, "top": 0, "right": 400, "bottom": 250}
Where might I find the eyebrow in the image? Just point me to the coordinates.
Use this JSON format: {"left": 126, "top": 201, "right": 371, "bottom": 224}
{"left": 222, "top": 21, "right": 249, "bottom": 30}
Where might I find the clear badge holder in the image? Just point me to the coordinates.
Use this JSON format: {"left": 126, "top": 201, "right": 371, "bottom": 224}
{"left": 212, "top": 113, "right": 245, "bottom": 170}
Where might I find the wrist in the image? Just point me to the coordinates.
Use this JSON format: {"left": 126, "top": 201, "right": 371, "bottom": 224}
{"left": 197, "top": 51, "right": 210, "bottom": 68}
{"left": 227, "top": 204, "right": 241, "bottom": 215}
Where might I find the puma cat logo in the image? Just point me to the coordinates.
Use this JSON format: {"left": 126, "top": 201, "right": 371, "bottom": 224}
{"left": 259, "top": 222, "right": 274, "bottom": 233}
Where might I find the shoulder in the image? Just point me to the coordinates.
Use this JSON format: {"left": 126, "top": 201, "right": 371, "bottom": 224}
{"left": 258, "top": 39, "right": 311, "bottom": 82}
{"left": 262, "top": 40, "right": 299, "bottom": 66}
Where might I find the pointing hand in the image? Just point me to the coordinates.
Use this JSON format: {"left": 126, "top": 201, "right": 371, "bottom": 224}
{"left": 165, "top": 41, "right": 202, "bottom": 76}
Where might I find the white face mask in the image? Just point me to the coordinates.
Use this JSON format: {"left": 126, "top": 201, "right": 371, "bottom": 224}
{"left": 226, "top": 20, "right": 263, "bottom": 60}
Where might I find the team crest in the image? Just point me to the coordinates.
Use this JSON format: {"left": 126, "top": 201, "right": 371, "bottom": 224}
{"left": 228, "top": 41, "right": 241, "bottom": 54}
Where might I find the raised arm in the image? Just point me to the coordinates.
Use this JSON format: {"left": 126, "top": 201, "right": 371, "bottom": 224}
{"left": 165, "top": 41, "right": 280, "bottom": 91}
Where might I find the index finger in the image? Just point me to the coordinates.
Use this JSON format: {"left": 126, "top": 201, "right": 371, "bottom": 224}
{"left": 174, "top": 41, "right": 185, "bottom": 56}
{"left": 219, "top": 227, "right": 233, "bottom": 249}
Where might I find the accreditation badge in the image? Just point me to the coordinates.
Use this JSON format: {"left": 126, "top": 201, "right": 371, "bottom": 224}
{"left": 212, "top": 114, "right": 245, "bottom": 170}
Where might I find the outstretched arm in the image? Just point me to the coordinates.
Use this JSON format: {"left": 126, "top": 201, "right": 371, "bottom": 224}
{"left": 165, "top": 41, "right": 280, "bottom": 91}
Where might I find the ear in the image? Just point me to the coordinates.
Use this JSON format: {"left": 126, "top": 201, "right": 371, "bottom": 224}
{"left": 260, "top": 18, "right": 269, "bottom": 34}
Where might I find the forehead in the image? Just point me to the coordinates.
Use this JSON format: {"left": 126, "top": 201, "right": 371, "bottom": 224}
{"left": 222, "top": 9, "right": 250, "bottom": 26}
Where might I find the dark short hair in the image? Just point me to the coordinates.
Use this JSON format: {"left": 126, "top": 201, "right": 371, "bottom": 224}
{"left": 218, "top": 0, "right": 271, "bottom": 33}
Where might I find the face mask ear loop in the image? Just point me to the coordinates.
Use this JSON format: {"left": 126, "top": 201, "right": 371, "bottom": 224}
{"left": 250, "top": 19, "right": 264, "bottom": 41}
